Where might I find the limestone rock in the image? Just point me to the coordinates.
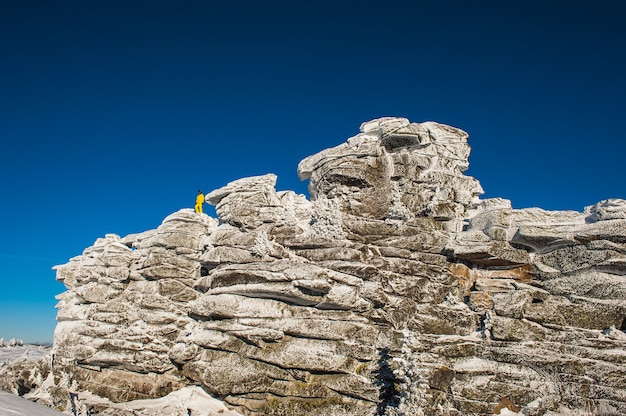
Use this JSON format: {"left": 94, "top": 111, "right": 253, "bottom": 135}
{"left": 45, "top": 117, "right": 626, "bottom": 416}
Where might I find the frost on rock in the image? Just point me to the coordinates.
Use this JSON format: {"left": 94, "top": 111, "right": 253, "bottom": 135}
{"left": 16, "top": 117, "right": 624, "bottom": 416}
{"left": 585, "top": 198, "right": 626, "bottom": 222}
{"left": 309, "top": 197, "right": 346, "bottom": 239}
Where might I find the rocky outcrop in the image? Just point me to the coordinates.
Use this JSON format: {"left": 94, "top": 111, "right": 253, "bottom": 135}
{"left": 51, "top": 117, "right": 626, "bottom": 415}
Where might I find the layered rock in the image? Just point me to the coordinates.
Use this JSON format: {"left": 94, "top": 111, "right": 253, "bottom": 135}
{"left": 51, "top": 117, "right": 626, "bottom": 416}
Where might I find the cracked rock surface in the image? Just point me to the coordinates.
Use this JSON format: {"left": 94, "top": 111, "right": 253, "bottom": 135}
{"left": 52, "top": 117, "right": 626, "bottom": 416}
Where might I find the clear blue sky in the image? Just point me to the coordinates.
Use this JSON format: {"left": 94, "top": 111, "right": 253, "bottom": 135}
{"left": 1, "top": 1, "right": 625, "bottom": 343}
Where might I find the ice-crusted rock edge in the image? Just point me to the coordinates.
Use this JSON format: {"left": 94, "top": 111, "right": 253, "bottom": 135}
{"left": 5, "top": 117, "right": 625, "bottom": 416}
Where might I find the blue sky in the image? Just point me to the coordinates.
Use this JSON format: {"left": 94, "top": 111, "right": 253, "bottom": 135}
{"left": 1, "top": 1, "right": 625, "bottom": 343}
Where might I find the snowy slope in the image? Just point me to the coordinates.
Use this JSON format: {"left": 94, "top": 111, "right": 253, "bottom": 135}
{"left": 0, "top": 390, "right": 67, "bottom": 415}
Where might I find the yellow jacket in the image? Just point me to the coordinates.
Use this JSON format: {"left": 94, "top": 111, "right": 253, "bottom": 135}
{"left": 196, "top": 193, "right": 204, "bottom": 205}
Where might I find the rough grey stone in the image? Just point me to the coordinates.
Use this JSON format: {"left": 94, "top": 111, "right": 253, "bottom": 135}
{"left": 37, "top": 117, "right": 626, "bottom": 416}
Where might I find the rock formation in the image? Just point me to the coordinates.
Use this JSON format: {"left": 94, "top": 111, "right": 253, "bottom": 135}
{"left": 50, "top": 117, "right": 626, "bottom": 415}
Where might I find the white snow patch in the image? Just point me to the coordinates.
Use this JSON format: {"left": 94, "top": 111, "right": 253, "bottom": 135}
{"left": 498, "top": 409, "right": 522, "bottom": 416}
{"left": 80, "top": 386, "right": 244, "bottom": 416}
{"left": 0, "top": 390, "right": 66, "bottom": 416}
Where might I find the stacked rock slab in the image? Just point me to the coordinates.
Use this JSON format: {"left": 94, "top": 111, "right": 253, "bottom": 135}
{"left": 52, "top": 117, "right": 626, "bottom": 416}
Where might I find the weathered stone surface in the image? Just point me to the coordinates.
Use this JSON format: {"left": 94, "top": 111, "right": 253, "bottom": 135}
{"left": 42, "top": 117, "right": 626, "bottom": 416}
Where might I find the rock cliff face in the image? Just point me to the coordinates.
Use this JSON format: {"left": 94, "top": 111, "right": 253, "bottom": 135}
{"left": 53, "top": 117, "right": 626, "bottom": 416}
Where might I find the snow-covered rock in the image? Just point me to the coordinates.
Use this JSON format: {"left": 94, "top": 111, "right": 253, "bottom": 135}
{"left": 79, "top": 386, "right": 243, "bottom": 416}
{"left": 34, "top": 118, "right": 626, "bottom": 415}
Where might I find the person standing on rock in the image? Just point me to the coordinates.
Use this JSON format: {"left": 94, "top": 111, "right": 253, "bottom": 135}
{"left": 195, "top": 189, "right": 204, "bottom": 213}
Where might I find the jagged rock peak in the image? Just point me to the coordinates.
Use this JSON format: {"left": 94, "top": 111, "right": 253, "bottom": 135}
{"left": 297, "top": 117, "right": 483, "bottom": 227}
{"left": 47, "top": 117, "right": 626, "bottom": 416}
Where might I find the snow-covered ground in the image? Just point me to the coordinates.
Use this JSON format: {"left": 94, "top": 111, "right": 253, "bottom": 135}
{"left": 0, "top": 389, "right": 67, "bottom": 415}
{"left": 0, "top": 344, "right": 51, "bottom": 366}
